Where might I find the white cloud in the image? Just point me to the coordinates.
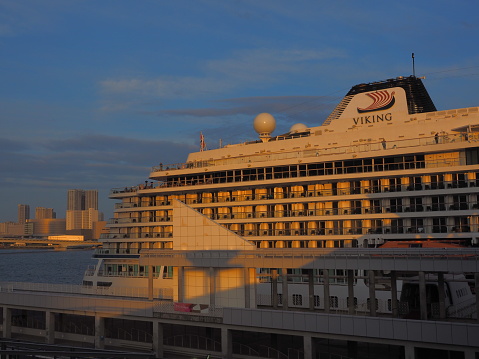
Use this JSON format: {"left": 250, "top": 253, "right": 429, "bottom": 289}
{"left": 100, "top": 76, "right": 232, "bottom": 99}
{"left": 207, "top": 48, "right": 345, "bottom": 80}
{"left": 99, "top": 47, "right": 346, "bottom": 111}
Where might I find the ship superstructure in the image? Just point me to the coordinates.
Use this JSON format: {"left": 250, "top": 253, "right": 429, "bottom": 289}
{"left": 84, "top": 75, "right": 479, "bottom": 296}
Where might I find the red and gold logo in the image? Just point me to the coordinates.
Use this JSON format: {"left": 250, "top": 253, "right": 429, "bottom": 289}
{"left": 357, "top": 90, "right": 395, "bottom": 113}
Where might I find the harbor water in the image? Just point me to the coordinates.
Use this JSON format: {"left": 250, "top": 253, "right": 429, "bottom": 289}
{"left": 0, "top": 249, "right": 96, "bottom": 284}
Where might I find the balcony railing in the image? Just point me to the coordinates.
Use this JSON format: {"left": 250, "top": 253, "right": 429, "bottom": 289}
{"left": 110, "top": 175, "right": 478, "bottom": 198}
{"left": 204, "top": 201, "right": 479, "bottom": 221}
{"left": 108, "top": 217, "right": 171, "bottom": 225}
{"left": 94, "top": 248, "right": 141, "bottom": 255}
{"left": 228, "top": 224, "right": 475, "bottom": 237}
{"left": 101, "top": 233, "right": 173, "bottom": 240}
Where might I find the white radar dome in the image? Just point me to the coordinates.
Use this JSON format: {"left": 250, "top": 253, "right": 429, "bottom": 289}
{"left": 253, "top": 113, "right": 276, "bottom": 135}
{"left": 289, "top": 123, "right": 308, "bottom": 134}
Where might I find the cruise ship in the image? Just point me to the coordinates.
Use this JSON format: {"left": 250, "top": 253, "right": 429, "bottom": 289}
{"left": 83, "top": 75, "right": 478, "bottom": 312}
{"left": 2, "top": 75, "right": 478, "bottom": 359}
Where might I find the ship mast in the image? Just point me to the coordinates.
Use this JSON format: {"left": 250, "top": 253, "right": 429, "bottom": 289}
{"left": 412, "top": 52, "right": 416, "bottom": 77}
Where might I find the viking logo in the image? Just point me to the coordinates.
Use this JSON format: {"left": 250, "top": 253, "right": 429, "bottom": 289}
{"left": 357, "top": 90, "right": 395, "bottom": 113}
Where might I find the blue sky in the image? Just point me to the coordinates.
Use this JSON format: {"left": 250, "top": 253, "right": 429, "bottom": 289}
{"left": 1, "top": 0, "right": 479, "bottom": 222}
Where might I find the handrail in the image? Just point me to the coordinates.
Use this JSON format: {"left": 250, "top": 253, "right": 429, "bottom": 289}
{"left": 141, "top": 248, "right": 479, "bottom": 261}
{"left": 150, "top": 132, "right": 478, "bottom": 173}
{"left": 0, "top": 281, "right": 173, "bottom": 300}
{"left": 110, "top": 132, "right": 479, "bottom": 195}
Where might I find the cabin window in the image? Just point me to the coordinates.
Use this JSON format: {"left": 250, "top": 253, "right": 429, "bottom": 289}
{"left": 453, "top": 217, "right": 470, "bottom": 232}
{"left": 329, "top": 296, "right": 339, "bottom": 308}
{"left": 466, "top": 147, "right": 479, "bottom": 165}
{"left": 292, "top": 294, "right": 303, "bottom": 306}
{"left": 452, "top": 195, "right": 468, "bottom": 210}
{"left": 390, "top": 198, "right": 403, "bottom": 213}
{"left": 277, "top": 293, "right": 283, "bottom": 305}
{"left": 433, "top": 217, "right": 447, "bottom": 233}
{"left": 97, "top": 282, "right": 112, "bottom": 287}
{"left": 163, "top": 154, "right": 436, "bottom": 189}
{"left": 363, "top": 159, "right": 373, "bottom": 172}
{"left": 163, "top": 266, "right": 174, "bottom": 279}
{"left": 431, "top": 196, "right": 446, "bottom": 211}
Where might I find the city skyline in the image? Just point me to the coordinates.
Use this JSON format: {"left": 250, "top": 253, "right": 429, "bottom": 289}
{"left": 1, "top": 1, "right": 479, "bottom": 222}
{"left": 1, "top": 189, "right": 101, "bottom": 224}
{"left": 0, "top": 188, "right": 104, "bottom": 239}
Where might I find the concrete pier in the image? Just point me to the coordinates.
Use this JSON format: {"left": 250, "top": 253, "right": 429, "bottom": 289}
{"left": 0, "top": 247, "right": 478, "bottom": 359}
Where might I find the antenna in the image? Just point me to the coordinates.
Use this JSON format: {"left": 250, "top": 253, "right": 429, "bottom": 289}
{"left": 412, "top": 53, "right": 416, "bottom": 77}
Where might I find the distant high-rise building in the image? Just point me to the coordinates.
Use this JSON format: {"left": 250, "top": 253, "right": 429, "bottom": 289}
{"left": 66, "top": 189, "right": 99, "bottom": 230}
{"left": 0, "top": 221, "right": 25, "bottom": 236}
{"left": 35, "top": 207, "right": 56, "bottom": 219}
{"left": 68, "top": 189, "right": 84, "bottom": 210}
{"left": 85, "top": 190, "right": 98, "bottom": 211}
{"left": 67, "top": 189, "right": 98, "bottom": 211}
{"left": 17, "top": 204, "right": 30, "bottom": 224}
{"left": 66, "top": 210, "right": 83, "bottom": 230}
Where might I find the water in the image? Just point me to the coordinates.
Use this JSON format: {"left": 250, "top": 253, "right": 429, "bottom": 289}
{"left": 0, "top": 249, "right": 97, "bottom": 285}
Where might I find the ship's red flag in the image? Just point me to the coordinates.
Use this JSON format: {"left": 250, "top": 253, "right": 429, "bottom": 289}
{"left": 200, "top": 132, "right": 206, "bottom": 151}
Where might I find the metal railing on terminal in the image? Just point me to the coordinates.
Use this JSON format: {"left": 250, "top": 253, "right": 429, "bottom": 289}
{"left": 256, "top": 293, "right": 477, "bottom": 320}
{"left": 0, "top": 281, "right": 173, "bottom": 300}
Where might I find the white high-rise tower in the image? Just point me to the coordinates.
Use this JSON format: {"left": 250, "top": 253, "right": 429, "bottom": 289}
{"left": 66, "top": 189, "right": 99, "bottom": 230}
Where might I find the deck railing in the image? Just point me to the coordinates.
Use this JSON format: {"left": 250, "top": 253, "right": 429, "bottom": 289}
{"left": 110, "top": 131, "right": 479, "bottom": 195}
{"left": 150, "top": 132, "right": 477, "bottom": 173}
{"left": 142, "top": 247, "right": 479, "bottom": 261}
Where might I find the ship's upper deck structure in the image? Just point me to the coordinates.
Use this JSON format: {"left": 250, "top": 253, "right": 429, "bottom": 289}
{"left": 104, "top": 76, "right": 479, "bottom": 255}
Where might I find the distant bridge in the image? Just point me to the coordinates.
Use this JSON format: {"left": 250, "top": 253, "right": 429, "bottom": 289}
{"left": 0, "top": 237, "right": 101, "bottom": 250}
